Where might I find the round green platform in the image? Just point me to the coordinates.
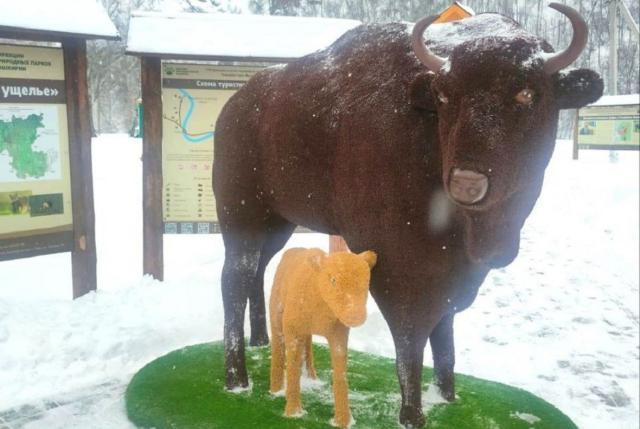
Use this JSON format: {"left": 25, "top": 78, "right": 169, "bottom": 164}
{"left": 126, "top": 341, "right": 577, "bottom": 429}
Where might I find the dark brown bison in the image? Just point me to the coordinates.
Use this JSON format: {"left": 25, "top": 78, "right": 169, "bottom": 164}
{"left": 213, "top": 3, "right": 602, "bottom": 427}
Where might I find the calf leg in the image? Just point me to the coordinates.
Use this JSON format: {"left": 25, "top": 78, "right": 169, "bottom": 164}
{"left": 304, "top": 335, "right": 317, "bottom": 379}
{"left": 269, "top": 306, "right": 285, "bottom": 393}
{"left": 284, "top": 336, "right": 304, "bottom": 416}
{"left": 221, "top": 232, "right": 263, "bottom": 390}
{"left": 329, "top": 327, "right": 351, "bottom": 428}
{"left": 249, "top": 220, "right": 295, "bottom": 346}
{"left": 429, "top": 312, "right": 456, "bottom": 401}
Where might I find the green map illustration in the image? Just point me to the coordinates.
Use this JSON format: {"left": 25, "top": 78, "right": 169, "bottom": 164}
{"left": 0, "top": 106, "right": 60, "bottom": 182}
{"left": 0, "top": 113, "right": 47, "bottom": 178}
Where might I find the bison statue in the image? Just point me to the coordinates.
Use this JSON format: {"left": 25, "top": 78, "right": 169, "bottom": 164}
{"left": 213, "top": 3, "right": 603, "bottom": 427}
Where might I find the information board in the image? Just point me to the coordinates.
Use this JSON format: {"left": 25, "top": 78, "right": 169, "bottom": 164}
{"left": 577, "top": 103, "right": 640, "bottom": 151}
{"left": 161, "top": 63, "right": 264, "bottom": 234}
{"left": 0, "top": 44, "right": 73, "bottom": 260}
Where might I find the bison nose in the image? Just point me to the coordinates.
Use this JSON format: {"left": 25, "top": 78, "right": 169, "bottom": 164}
{"left": 449, "top": 168, "right": 489, "bottom": 205}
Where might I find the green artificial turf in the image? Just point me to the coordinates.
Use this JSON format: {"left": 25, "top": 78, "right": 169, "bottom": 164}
{"left": 126, "top": 341, "right": 577, "bottom": 429}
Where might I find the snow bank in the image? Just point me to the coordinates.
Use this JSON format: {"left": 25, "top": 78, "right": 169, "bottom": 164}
{"left": 0, "top": 135, "right": 637, "bottom": 429}
{"left": 126, "top": 12, "right": 360, "bottom": 60}
{"left": 0, "top": 0, "right": 118, "bottom": 39}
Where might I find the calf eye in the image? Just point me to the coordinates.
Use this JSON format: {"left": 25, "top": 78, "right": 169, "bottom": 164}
{"left": 515, "top": 89, "right": 534, "bottom": 105}
{"left": 438, "top": 92, "right": 449, "bottom": 104}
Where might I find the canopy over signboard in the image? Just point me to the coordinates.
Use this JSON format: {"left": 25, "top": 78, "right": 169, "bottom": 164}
{"left": 574, "top": 93, "right": 639, "bottom": 155}
{"left": 0, "top": 0, "right": 119, "bottom": 41}
{"left": 126, "top": 12, "right": 361, "bottom": 62}
{"left": 587, "top": 94, "right": 639, "bottom": 107}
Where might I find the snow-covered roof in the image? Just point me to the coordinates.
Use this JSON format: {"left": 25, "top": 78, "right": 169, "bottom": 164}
{"left": 0, "top": 0, "right": 119, "bottom": 40}
{"left": 454, "top": 2, "right": 476, "bottom": 15}
{"left": 126, "top": 12, "right": 361, "bottom": 61}
{"left": 587, "top": 94, "right": 639, "bottom": 107}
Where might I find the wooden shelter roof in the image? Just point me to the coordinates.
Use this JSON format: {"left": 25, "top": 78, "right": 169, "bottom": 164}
{"left": 126, "top": 12, "right": 361, "bottom": 62}
{"left": 0, "top": 0, "right": 119, "bottom": 41}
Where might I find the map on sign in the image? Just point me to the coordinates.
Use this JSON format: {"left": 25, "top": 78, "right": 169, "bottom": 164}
{"left": 163, "top": 88, "right": 216, "bottom": 144}
{"left": 161, "top": 63, "right": 266, "bottom": 233}
{"left": 0, "top": 105, "right": 61, "bottom": 182}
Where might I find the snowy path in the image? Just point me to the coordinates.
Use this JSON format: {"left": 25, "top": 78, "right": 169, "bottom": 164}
{"left": 0, "top": 135, "right": 638, "bottom": 428}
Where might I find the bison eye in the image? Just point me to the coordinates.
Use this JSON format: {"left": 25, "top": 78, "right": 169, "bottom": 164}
{"left": 515, "top": 89, "right": 535, "bottom": 105}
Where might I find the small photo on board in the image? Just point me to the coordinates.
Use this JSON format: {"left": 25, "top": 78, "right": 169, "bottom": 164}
{"left": 29, "top": 193, "right": 64, "bottom": 217}
{"left": 614, "top": 121, "right": 632, "bottom": 143}
{"left": 0, "top": 190, "right": 32, "bottom": 216}
{"left": 579, "top": 120, "right": 596, "bottom": 136}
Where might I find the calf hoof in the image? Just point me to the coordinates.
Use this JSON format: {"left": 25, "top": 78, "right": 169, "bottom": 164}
{"left": 330, "top": 413, "right": 352, "bottom": 429}
{"left": 284, "top": 403, "right": 304, "bottom": 417}
{"left": 399, "top": 405, "right": 426, "bottom": 428}
{"left": 249, "top": 333, "right": 270, "bottom": 347}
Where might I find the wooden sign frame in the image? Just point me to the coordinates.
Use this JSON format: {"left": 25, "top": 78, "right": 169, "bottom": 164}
{"left": 0, "top": 29, "right": 117, "bottom": 298}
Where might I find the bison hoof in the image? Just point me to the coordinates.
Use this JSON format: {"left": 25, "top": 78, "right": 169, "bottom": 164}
{"left": 435, "top": 378, "right": 456, "bottom": 402}
{"left": 225, "top": 368, "right": 249, "bottom": 391}
{"left": 399, "top": 405, "right": 426, "bottom": 428}
{"left": 437, "top": 383, "right": 456, "bottom": 402}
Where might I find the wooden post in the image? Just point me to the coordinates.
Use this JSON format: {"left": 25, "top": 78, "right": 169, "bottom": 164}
{"left": 573, "top": 109, "right": 580, "bottom": 160}
{"left": 329, "top": 235, "right": 349, "bottom": 253}
{"left": 63, "top": 38, "right": 97, "bottom": 298}
{"left": 609, "top": 0, "right": 618, "bottom": 96}
{"left": 141, "top": 57, "right": 164, "bottom": 280}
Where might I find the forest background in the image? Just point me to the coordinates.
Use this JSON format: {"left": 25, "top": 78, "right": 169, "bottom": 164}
{"left": 87, "top": 0, "right": 639, "bottom": 135}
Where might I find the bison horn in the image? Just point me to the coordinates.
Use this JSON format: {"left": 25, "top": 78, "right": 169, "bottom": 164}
{"left": 411, "top": 15, "right": 447, "bottom": 73}
{"left": 543, "top": 3, "right": 588, "bottom": 74}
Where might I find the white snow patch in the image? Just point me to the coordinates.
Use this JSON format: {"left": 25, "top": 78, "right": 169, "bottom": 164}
{"left": 301, "top": 374, "right": 326, "bottom": 391}
{"left": 126, "top": 12, "right": 360, "bottom": 60}
{"left": 330, "top": 415, "right": 355, "bottom": 428}
{"left": 227, "top": 380, "right": 253, "bottom": 394}
{"left": 587, "top": 94, "right": 639, "bottom": 107}
{"left": 511, "top": 411, "right": 542, "bottom": 424}
{"left": 423, "top": 383, "right": 451, "bottom": 413}
{"left": 0, "top": 0, "right": 118, "bottom": 39}
{"left": 0, "top": 136, "right": 637, "bottom": 429}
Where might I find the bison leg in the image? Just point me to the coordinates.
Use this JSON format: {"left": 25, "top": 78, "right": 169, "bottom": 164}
{"left": 366, "top": 257, "right": 432, "bottom": 428}
{"left": 429, "top": 312, "right": 456, "bottom": 401}
{"left": 221, "top": 231, "right": 263, "bottom": 389}
{"left": 248, "top": 220, "right": 295, "bottom": 347}
{"left": 393, "top": 331, "right": 429, "bottom": 428}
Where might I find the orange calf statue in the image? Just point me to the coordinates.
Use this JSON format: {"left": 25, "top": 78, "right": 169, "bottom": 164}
{"left": 269, "top": 248, "right": 377, "bottom": 428}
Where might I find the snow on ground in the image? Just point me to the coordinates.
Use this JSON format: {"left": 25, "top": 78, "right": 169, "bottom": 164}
{"left": 0, "top": 134, "right": 638, "bottom": 429}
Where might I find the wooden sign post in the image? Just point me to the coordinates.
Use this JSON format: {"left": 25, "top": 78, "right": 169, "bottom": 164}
{"left": 140, "top": 57, "right": 164, "bottom": 280}
{"left": 63, "top": 38, "right": 99, "bottom": 297}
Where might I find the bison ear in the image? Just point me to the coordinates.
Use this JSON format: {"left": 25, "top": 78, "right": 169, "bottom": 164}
{"left": 409, "top": 72, "right": 437, "bottom": 111}
{"left": 554, "top": 68, "right": 604, "bottom": 110}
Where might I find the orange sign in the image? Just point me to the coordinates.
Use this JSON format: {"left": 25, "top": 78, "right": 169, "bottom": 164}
{"left": 434, "top": 2, "right": 474, "bottom": 23}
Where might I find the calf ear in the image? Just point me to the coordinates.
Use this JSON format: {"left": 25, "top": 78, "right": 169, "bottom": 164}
{"left": 409, "top": 72, "right": 437, "bottom": 111}
{"left": 357, "top": 251, "right": 377, "bottom": 269}
{"left": 308, "top": 253, "right": 325, "bottom": 271}
{"left": 554, "top": 68, "right": 604, "bottom": 110}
